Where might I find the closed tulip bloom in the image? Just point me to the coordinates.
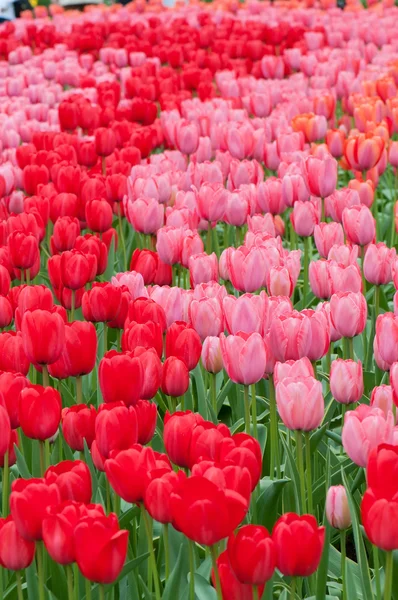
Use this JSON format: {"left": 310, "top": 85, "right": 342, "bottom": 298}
{"left": 170, "top": 475, "right": 248, "bottom": 546}
{"left": 342, "top": 405, "right": 394, "bottom": 467}
{"left": 99, "top": 350, "right": 143, "bottom": 406}
{"left": 122, "top": 321, "right": 163, "bottom": 358}
{"left": 0, "top": 405, "right": 11, "bottom": 460}
{"left": 223, "top": 292, "right": 267, "bottom": 336}
{"left": 175, "top": 120, "right": 200, "bottom": 155}
{"left": 188, "top": 422, "right": 231, "bottom": 468}
{"left": 10, "top": 478, "right": 61, "bottom": 541}
{"left": 390, "top": 362, "right": 398, "bottom": 407}
{"left": 0, "top": 516, "right": 35, "bottom": 571}
{"left": 344, "top": 133, "right": 384, "bottom": 172}
{"left": 375, "top": 313, "right": 398, "bottom": 368}
{"left": 269, "top": 311, "right": 312, "bottom": 362}
{"left": 257, "top": 178, "right": 285, "bottom": 215}
{"left": 8, "top": 232, "right": 39, "bottom": 270}
{"left": 135, "top": 399, "right": 157, "bottom": 445}
{"left": 342, "top": 205, "right": 376, "bottom": 247}
{"left": 42, "top": 501, "right": 88, "bottom": 565}
{"left": 326, "top": 486, "right": 351, "bottom": 530}
{"left": 330, "top": 359, "right": 363, "bottom": 405}
{"left": 0, "top": 265, "right": 10, "bottom": 296}
{"left": 201, "top": 337, "right": 223, "bottom": 374}
{"left": 145, "top": 470, "right": 185, "bottom": 524}
{"left": 224, "top": 191, "right": 249, "bottom": 227}
{"left": 301, "top": 308, "right": 330, "bottom": 361}
{"left": 227, "top": 246, "right": 267, "bottom": 293}
{"left": 189, "top": 252, "right": 218, "bottom": 286}
{"left": 19, "top": 385, "right": 62, "bottom": 441}
{"left": 163, "top": 410, "right": 204, "bottom": 468}
{"left": 314, "top": 223, "right": 344, "bottom": 258}
{"left": 82, "top": 283, "right": 122, "bottom": 324}
{"left": 309, "top": 260, "right": 333, "bottom": 299}
{"left": 51, "top": 216, "right": 81, "bottom": 254}
{"left": 95, "top": 128, "right": 116, "bottom": 157}
{"left": 0, "top": 296, "right": 12, "bottom": 329}
{"left": 85, "top": 198, "right": 113, "bottom": 233}
{"left": 130, "top": 347, "right": 162, "bottom": 400}
{"left": 126, "top": 298, "right": 167, "bottom": 333}
{"left": 196, "top": 183, "right": 229, "bottom": 223}
{"left": 180, "top": 230, "right": 204, "bottom": 269}
{"left": 364, "top": 243, "right": 395, "bottom": 285}
{"left": 161, "top": 357, "right": 190, "bottom": 397}
{"left": 156, "top": 226, "right": 183, "bottom": 266}
{"left": 227, "top": 525, "right": 276, "bottom": 586}
{"left": 0, "top": 331, "right": 30, "bottom": 376}
{"left": 326, "top": 129, "right": 345, "bottom": 158}
{"left": 276, "top": 376, "right": 324, "bottom": 431}
{"left": 166, "top": 322, "right": 202, "bottom": 371}
{"left": 330, "top": 292, "right": 367, "bottom": 339}
{"left": 329, "top": 262, "right": 362, "bottom": 294}
{"left": 272, "top": 513, "right": 325, "bottom": 577}
{"left": 326, "top": 188, "right": 361, "bottom": 223}
{"left": 126, "top": 196, "right": 164, "bottom": 235}
{"left": 0, "top": 372, "right": 29, "bottom": 429}
{"left": 190, "top": 297, "right": 224, "bottom": 341}
{"left": 348, "top": 178, "right": 375, "bottom": 208}
{"left": 370, "top": 385, "right": 394, "bottom": 418}
{"left": 62, "top": 404, "right": 97, "bottom": 452}
{"left": 291, "top": 201, "right": 319, "bottom": 237}
{"left": 45, "top": 460, "right": 92, "bottom": 504}
{"left": 220, "top": 333, "right": 266, "bottom": 385}
{"left": 267, "top": 267, "right": 293, "bottom": 298}
{"left": 53, "top": 321, "right": 97, "bottom": 378}
{"left": 21, "top": 309, "right": 65, "bottom": 365}
{"left": 361, "top": 444, "right": 398, "bottom": 551}
{"left": 273, "top": 358, "right": 314, "bottom": 387}
{"left": 95, "top": 403, "right": 138, "bottom": 459}
{"left": 213, "top": 550, "right": 265, "bottom": 600}
{"left": 74, "top": 513, "right": 128, "bottom": 583}
{"left": 105, "top": 444, "right": 160, "bottom": 504}
{"left": 301, "top": 154, "right": 338, "bottom": 198}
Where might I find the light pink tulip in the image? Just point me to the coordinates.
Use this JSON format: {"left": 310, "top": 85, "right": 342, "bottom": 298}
{"left": 223, "top": 292, "right": 267, "bottom": 336}
{"left": 189, "top": 252, "right": 218, "bottom": 286}
{"left": 330, "top": 359, "right": 363, "bottom": 405}
{"left": 196, "top": 183, "right": 228, "bottom": 223}
{"left": 314, "top": 222, "right": 344, "bottom": 258}
{"left": 189, "top": 298, "right": 224, "bottom": 341}
{"left": 364, "top": 243, "right": 396, "bottom": 286}
{"left": 291, "top": 201, "right": 319, "bottom": 237}
{"left": 309, "top": 260, "right": 333, "bottom": 299}
{"left": 342, "top": 205, "right": 376, "bottom": 247}
{"left": 111, "top": 272, "right": 148, "bottom": 300}
{"left": 330, "top": 292, "right": 367, "bottom": 339}
{"left": 374, "top": 313, "right": 398, "bottom": 368}
{"left": 276, "top": 376, "right": 324, "bottom": 431}
{"left": 301, "top": 308, "right": 330, "bottom": 362}
{"left": 302, "top": 154, "right": 338, "bottom": 198}
{"left": 329, "top": 262, "right": 362, "bottom": 294}
{"left": 370, "top": 385, "right": 394, "bottom": 419}
{"left": 273, "top": 357, "right": 314, "bottom": 387}
{"left": 269, "top": 311, "right": 312, "bottom": 362}
{"left": 227, "top": 246, "right": 267, "bottom": 293}
{"left": 342, "top": 405, "right": 394, "bottom": 467}
{"left": 126, "top": 197, "right": 164, "bottom": 235}
{"left": 201, "top": 336, "right": 223, "bottom": 374}
{"left": 220, "top": 332, "right": 266, "bottom": 385}
{"left": 326, "top": 486, "right": 351, "bottom": 530}
{"left": 156, "top": 226, "right": 183, "bottom": 266}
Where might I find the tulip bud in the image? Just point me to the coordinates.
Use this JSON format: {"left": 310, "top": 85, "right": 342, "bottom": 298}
{"left": 330, "top": 359, "right": 364, "bottom": 405}
{"left": 326, "top": 486, "right": 351, "bottom": 530}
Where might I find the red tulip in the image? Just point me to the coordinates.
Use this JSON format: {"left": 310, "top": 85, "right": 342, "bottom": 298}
{"left": 75, "top": 234, "right": 108, "bottom": 277}
{"left": 227, "top": 525, "right": 276, "bottom": 585}
{"left": 42, "top": 501, "right": 88, "bottom": 565}
{"left": 60, "top": 250, "right": 97, "bottom": 290}
{"left": 212, "top": 550, "right": 265, "bottom": 600}
{"left": 0, "top": 371, "right": 29, "bottom": 429}
{"left": 8, "top": 232, "right": 39, "bottom": 270}
{"left": 161, "top": 357, "right": 190, "bottom": 397}
{"left": 130, "top": 347, "right": 162, "bottom": 400}
{"left": 85, "top": 198, "right": 113, "bottom": 233}
{"left": 122, "top": 321, "right": 163, "bottom": 358}
{"left": 163, "top": 410, "right": 204, "bottom": 468}
{"left": 0, "top": 296, "right": 12, "bottom": 328}
{"left": 18, "top": 385, "right": 62, "bottom": 441}
{"left": 217, "top": 433, "right": 262, "bottom": 492}
{"left": 165, "top": 322, "right": 202, "bottom": 371}
{"left": 99, "top": 350, "right": 143, "bottom": 406}
{"left": 144, "top": 469, "right": 186, "bottom": 524}
{"left": 0, "top": 331, "right": 30, "bottom": 375}
{"left": 0, "top": 405, "right": 11, "bottom": 460}
{"left": 21, "top": 309, "right": 65, "bottom": 365}
{"left": 0, "top": 516, "right": 35, "bottom": 570}
{"left": 135, "top": 399, "right": 157, "bottom": 445}
{"left": 51, "top": 216, "right": 81, "bottom": 254}
{"left": 95, "top": 402, "right": 138, "bottom": 459}
{"left": 95, "top": 128, "right": 117, "bottom": 157}
{"left": 105, "top": 444, "right": 160, "bottom": 503}
{"left": 62, "top": 404, "right": 97, "bottom": 452}
{"left": 10, "top": 478, "right": 61, "bottom": 541}
{"left": 82, "top": 283, "right": 122, "bottom": 323}
{"left": 51, "top": 321, "right": 97, "bottom": 378}
{"left": 126, "top": 298, "right": 167, "bottom": 333}
{"left": 45, "top": 460, "right": 92, "bottom": 504}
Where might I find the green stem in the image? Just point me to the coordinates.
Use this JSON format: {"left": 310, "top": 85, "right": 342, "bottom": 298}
{"left": 188, "top": 540, "right": 196, "bottom": 600}
{"left": 66, "top": 565, "right": 74, "bottom": 600}
{"left": 101, "top": 156, "right": 106, "bottom": 177}
{"left": 99, "top": 584, "right": 105, "bottom": 600}
{"left": 321, "top": 197, "right": 325, "bottom": 222}
{"left": 243, "top": 386, "right": 251, "bottom": 434}
{"left": 325, "top": 345, "right": 332, "bottom": 393}
{"left": 304, "top": 432, "right": 313, "bottom": 514}
{"left": 251, "top": 383, "right": 258, "bottom": 439}
{"left": 269, "top": 375, "right": 281, "bottom": 479}
{"left": 103, "top": 323, "right": 107, "bottom": 355}
{"left": 105, "top": 478, "right": 111, "bottom": 514}
{"left": 39, "top": 441, "right": 45, "bottom": 476}
{"left": 85, "top": 578, "right": 92, "bottom": 600}
{"left": 16, "top": 571, "right": 24, "bottom": 600}
{"left": 290, "top": 577, "right": 296, "bottom": 600}
{"left": 140, "top": 504, "right": 161, "bottom": 600}
{"left": 71, "top": 290, "right": 75, "bottom": 322}
{"left": 113, "top": 490, "right": 120, "bottom": 516}
{"left": 366, "top": 286, "right": 379, "bottom": 371}
{"left": 2, "top": 450, "right": 9, "bottom": 516}
{"left": 206, "top": 223, "right": 212, "bottom": 254}
{"left": 76, "top": 376, "right": 83, "bottom": 405}
{"left": 303, "top": 236, "right": 310, "bottom": 302}
{"left": 20, "top": 270, "right": 25, "bottom": 285}
{"left": 390, "top": 202, "right": 396, "bottom": 247}
{"left": 348, "top": 337, "right": 354, "bottom": 361}
{"left": 210, "top": 545, "right": 222, "bottom": 600}
{"left": 210, "top": 373, "right": 217, "bottom": 419}
{"left": 37, "top": 541, "right": 45, "bottom": 600}
{"left": 73, "top": 564, "right": 79, "bottom": 600}
{"left": 253, "top": 585, "right": 259, "bottom": 600}
{"left": 373, "top": 544, "right": 381, "bottom": 600}
{"left": 42, "top": 365, "right": 49, "bottom": 388}
{"left": 341, "top": 530, "right": 347, "bottom": 600}
{"left": 384, "top": 551, "right": 393, "bottom": 600}
{"left": 163, "top": 524, "right": 170, "bottom": 581}
{"left": 295, "top": 430, "right": 307, "bottom": 514}
{"left": 118, "top": 207, "right": 127, "bottom": 272}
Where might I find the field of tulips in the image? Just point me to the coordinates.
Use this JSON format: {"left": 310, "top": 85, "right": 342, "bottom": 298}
{"left": 2, "top": 0, "right": 398, "bottom": 599}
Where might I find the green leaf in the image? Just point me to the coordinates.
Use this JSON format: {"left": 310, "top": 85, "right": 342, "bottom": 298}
{"left": 15, "top": 446, "right": 32, "bottom": 479}
{"left": 192, "top": 573, "right": 217, "bottom": 600}
{"left": 256, "top": 477, "right": 290, "bottom": 530}
{"left": 192, "top": 365, "right": 208, "bottom": 420}
{"left": 83, "top": 439, "right": 99, "bottom": 500}
{"left": 316, "top": 523, "right": 331, "bottom": 600}
{"left": 104, "top": 237, "right": 115, "bottom": 281}
{"left": 162, "top": 545, "right": 185, "bottom": 600}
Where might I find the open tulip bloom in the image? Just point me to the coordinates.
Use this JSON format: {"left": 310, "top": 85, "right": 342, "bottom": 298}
{"left": 1, "top": 2, "right": 398, "bottom": 600}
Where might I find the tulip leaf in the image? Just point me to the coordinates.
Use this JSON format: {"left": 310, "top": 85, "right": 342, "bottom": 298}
{"left": 104, "top": 237, "right": 115, "bottom": 281}
{"left": 83, "top": 439, "right": 99, "bottom": 500}
{"left": 162, "top": 545, "right": 185, "bottom": 600}
{"left": 192, "top": 364, "right": 208, "bottom": 420}
{"left": 281, "top": 435, "right": 301, "bottom": 513}
{"left": 216, "top": 378, "right": 234, "bottom": 413}
{"left": 256, "top": 477, "right": 290, "bottom": 530}
{"left": 25, "top": 562, "right": 39, "bottom": 600}
{"left": 192, "top": 573, "right": 217, "bottom": 600}
{"left": 342, "top": 470, "right": 374, "bottom": 600}
{"left": 15, "top": 445, "right": 32, "bottom": 479}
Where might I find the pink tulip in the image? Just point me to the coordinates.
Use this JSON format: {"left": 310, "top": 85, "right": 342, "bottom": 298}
{"left": 348, "top": 179, "right": 374, "bottom": 208}
{"left": 328, "top": 244, "right": 359, "bottom": 267}
{"left": 326, "top": 188, "right": 360, "bottom": 223}
{"left": 111, "top": 272, "right": 148, "bottom": 300}
{"left": 247, "top": 214, "right": 276, "bottom": 237}
{"left": 319, "top": 301, "right": 342, "bottom": 343}
{"left": 276, "top": 376, "right": 324, "bottom": 431}
{"left": 273, "top": 357, "right": 314, "bottom": 387}
{"left": 301, "top": 154, "right": 338, "bottom": 198}
{"left": 301, "top": 308, "right": 330, "bottom": 362}
{"left": 149, "top": 286, "right": 182, "bottom": 327}
{"left": 314, "top": 223, "right": 344, "bottom": 258}
{"left": 364, "top": 244, "right": 396, "bottom": 286}
{"left": 370, "top": 385, "right": 394, "bottom": 418}
{"left": 201, "top": 336, "right": 223, "bottom": 374}
{"left": 220, "top": 332, "right": 266, "bottom": 385}
{"left": 326, "top": 486, "right": 351, "bottom": 530}
{"left": 267, "top": 266, "right": 293, "bottom": 298}
{"left": 189, "top": 298, "right": 224, "bottom": 341}
{"left": 342, "top": 405, "right": 394, "bottom": 467}
{"left": 180, "top": 230, "right": 204, "bottom": 269}
{"left": 196, "top": 183, "right": 229, "bottom": 223}
{"left": 390, "top": 362, "right": 398, "bottom": 408}
{"left": 227, "top": 159, "right": 263, "bottom": 189}
{"left": 125, "top": 197, "right": 164, "bottom": 235}
{"left": 281, "top": 173, "right": 309, "bottom": 207}
{"left": 330, "top": 359, "right": 363, "bottom": 405}
{"left": 174, "top": 120, "right": 200, "bottom": 155}
{"left": 309, "top": 260, "right": 333, "bottom": 299}
{"left": 329, "top": 292, "right": 367, "bottom": 339}
{"left": 156, "top": 227, "right": 183, "bottom": 266}
{"left": 193, "top": 282, "right": 227, "bottom": 302}
{"left": 342, "top": 205, "right": 376, "bottom": 247}
{"left": 375, "top": 313, "right": 398, "bottom": 368}
{"left": 189, "top": 252, "right": 218, "bottom": 286}
{"left": 225, "top": 123, "right": 254, "bottom": 160}
{"left": 329, "top": 263, "right": 362, "bottom": 294}
{"left": 291, "top": 201, "right": 319, "bottom": 237}
{"left": 269, "top": 311, "right": 312, "bottom": 362}
{"left": 227, "top": 246, "right": 267, "bottom": 293}
{"left": 224, "top": 191, "right": 249, "bottom": 227}
{"left": 223, "top": 292, "right": 267, "bottom": 336}
{"left": 257, "top": 178, "right": 285, "bottom": 215}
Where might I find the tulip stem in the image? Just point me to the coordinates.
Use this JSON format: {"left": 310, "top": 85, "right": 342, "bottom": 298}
{"left": 105, "top": 478, "right": 111, "bottom": 514}
{"left": 304, "top": 432, "right": 313, "bottom": 514}
{"left": 294, "top": 430, "right": 307, "bottom": 514}
{"left": 252, "top": 585, "right": 259, "bottom": 600}
{"left": 42, "top": 365, "right": 50, "bottom": 388}
{"left": 210, "top": 545, "right": 222, "bottom": 600}
{"left": 37, "top": 541, "right": 45, "bottom": 600}
{"left": 390, "top": 202, "right": 396, "bottom": 247}
{"left": 321, "top": 197, "right": 325, "bottom": 222}
{"left": 73, "top": 564, "right": 79, "bottom": 600}
{"left": 103, "top": 323, "right": 108, "bottom": 354}
{"left": 76, "top": 376, "right": 83, "bottom": 405}
{"left": 373, "top": 544, "right": 381, "bottom": 600}
{"left": 290, "top": 576, "right": 296, "bottom": 600}
{"left": 340, "top": 530, "right": 347, "bottom": 600}
{"left": 85, "top": 577, "right": 92, "bottom": 600}
{"left": 163, "top": 524, "right": 170, "bottom": 581}
{"left": 206, "top": 223, "right": 212, "bottom": 254}
{"left": 101, "top": 156, "right": 106, "bottom": 177}
{"left": 71, "top": 290, "right": 75, "bottom": 321}
{"left": 99, "top": 584, "right": 105, "bottom": 600}
{"left": 303, "top": 236, "right": 310, "bottom": 302}
{"left": 210, "top": 373, "right": 217, "bottom": 419}
{"left": 16, "top": 571, "right": 23, "bottom": 600}
{"left": 140, "top": 504, "right": 161, "bottom": 600}
{"left": 66, "top": 565, "right": 74, "bottom": 600}
{"left": 2, "top": 449, "right": 9, "bottom": 516}
{"left": 117, "top": 207, "right": 127, "bottom": 272}
{"left": 384, "top": 551, "right": 393, "bottom": 600}
{"left": 269, "top": 375, "right": 281, "bottom": 479}
{"left": 39, "top": 441, "right": 45, "bottom": 476}
{"left": 251, "top": 383, "right": 258, "bottom": 439}
{"left": 366, "top": 286, "right": 379, "bottom": 371}
{"left": 243, "top": 386, "right": 251, "bottom": 435}
{"left": 188, "top": 540, "right": 196, "bottom": 600}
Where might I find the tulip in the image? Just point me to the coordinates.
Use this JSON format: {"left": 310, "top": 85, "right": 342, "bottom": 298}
{"left": 267, "top": 267, "right": 293, "bottom": 298}
{"left": 276, "top": 376, "right": 324, "bottom": 431}
{"left": 314, "top": 223, "right": 344, "bottom": 258}
{"left": 163, "top": 411, "right": 204, "bottom": 468}
{"left": 212, "top": 550, "right": 265, "bottom": 600}
{"left": 309, "top": 260, "right": 333, "bottom": 299}
{"left": 326, "top": 129, "right": 345, "bottom": 158}
{"left": 51, "top": 216, "right": 80, "bottom": 254}
{"left": 175, "top": 120, "right": 200, "bottom": 155}
{"left": 21, "top": 309, "right": 65, "bottom": 366}
{"left": 326, "top": 188, "right": 361, "bottom": 223}
{"left": 10, "top": 478, "right": 61, "bottom": 541}
{"left": 329, "top": 292, "right": 367, "bottom": 339}
{"left": 135, "top": 399, "right": 157, "bottom": 445}
{"left": 364, "top": 243, "right": 395, "bottom": 285}
{"left": 95, "top": 128, "right": 116, "bottom": 157}
{"left": 330, "top": 359, "right": 363, "bottom": 405}
{"left": 273, "top": 358, "right": 314, "bottom": 387}
{"left": 227, "top": 525, "right": 276, "bottom": 586}
{"left": 42, "top": 501, "right": 89, "bottom": 565}
{"left": 190, "top": 297, "right": 224, "bottom": 341}
{"left": 189, "top": 252, "right": 218, "bottom": 286}
{"left": 342, "top": 405, "right": 394, "bottom": 467}
{"left": 18, "top": 385, "right": 62, "bottom": 441}
{"left": 269, "top": 311, "right": 312, "bottom": 362}
{"left": 201, "top": 337, "right": 223, "bottom": 374}
{"left": 326, "top": 486, "right": 351, "bottom": 530}
{"left": 126, "top": 196, "right": 164, "bottom": 235}
{"left": 122, "top": 321, "right": 163, "bottom": 358}
{"left": 62, "top": 404, "right": 97, "bottom": 452}
{"left": 99, "top": 350, "right": 143, "bottom": 406}
{"left": 95, "top": 403, "right": 138, "bottom": 459}
{"left": 344, "top": 133, "right": 384, "bottom": 172}
{"left": 144, "top": 470, "right": 185, "bottom": 524}
{"left": 390, "top": 362, "right": 398, "bottom": 408}
{"left": 224, "top": 191, "right": 249, "bottom": 227}
{"left": 272, "top": 513, "right": 325, "bottom": 577}
{"left": 375, "top": 313, "right": 398, "bottom": 368}
{"left": 156, "top": 226, "right": 183, "bottom": 266}
{"left": 165, "top": 322, "right": 202, "bottom": 371}
{"left": 342, "top": 205, "right": 375, "bottom": 247}
{"left": 370, "top": 385, "right": 394, "bottom": 418}
{"left": 161, "top": 357, "right": 190, "bottom": 398}
{"left": 227, "top": 246, "right": 267, "bottom": 293}
{"left": 301, "top": 154, "right": 338, "bottom": 200}
{"left": 329, "top": 262, "right": 362, "bottom": 294}
{"left": 0, "top": 405, "right": 11, "bottom": 463}
{"left": 85, "top": 198, "right": 113, "bottom": 234}
{"left": 223, "top": 292, "right": 267, "bottom": 336}
{"left": 291, "top": 201, "right": 319, "bottom": 237}
{"left": 301, "top": 308, "right": 330, "bottom": 362}
{"left": 196, "top": 183, "right": 229, "bottom": 223}
{"left": 220, "top": 333, "right": 266, "bottom": 386}
{"left": 74, "top": 513, "right": 128, "bottom": 583}
{"left": 8, "top": 232, "right": 39, "bottom": 271}
{"left": 0, "top": 516, "right": 35, "bottom": 570}
{"left": 45, "top": 460, "right": 92, "bottom": 504}
{"left": 0, "top": 331, "right": 30, "bottom": 376}
{"left": 126, "top": 298, "right": 167, "bottom": 332}
{"left": 105, "top": 445, "right": 159, "bottom": 504}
